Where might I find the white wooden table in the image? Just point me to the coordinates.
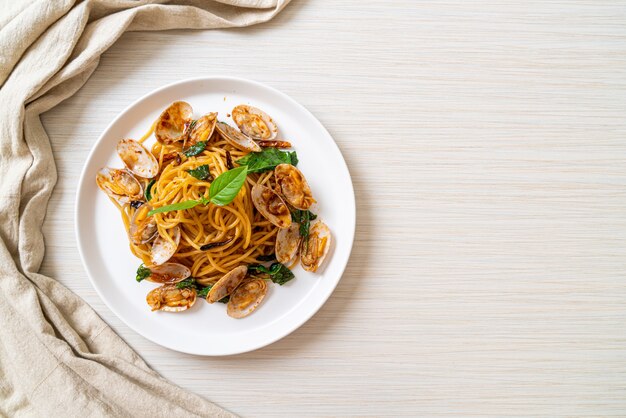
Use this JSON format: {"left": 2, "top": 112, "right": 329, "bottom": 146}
{"left": 40, "top": 1, "right": 626, "bottom": 416}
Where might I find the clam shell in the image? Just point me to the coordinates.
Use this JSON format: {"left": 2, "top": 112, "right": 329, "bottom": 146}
{"left": 251, "top": 184, "right": 292, "bottom": 229}
{"left": 116, "top": 139, "right": 159, "bottom": 178}
{"left": 215, "top": 121, "right": 261, "bottom": 152}
{"left": 206, "top": 265, "right": 247, "bottom": 303}
{"left": 275, "top": 223, "right": 302, "bottom": 264}
{"left": 274, "top": 164, "right": 315, "bottom": 210}
{"left": 227, "top": 278, "right": 268, "bottom": 319}
{"left": 300, "top": 221, "right": 331, "bottom": 272}
{"left": 129, "top": 204, "right": 158, "bottom": 245}
{"left": 151, "top": 226, "right": 181, "bottom": 266}
{"left": 145, "top": 263, "right": 191, "bottom": 284}
{"left": 146, "top": 284, "right": 196, "bottom": 312}
{"left": 188, "top": 112, "right": 217, "bottom": 146}
{"left": 231, "top": 105, "right": 278, "bottom": 141}
{"left": 155, "top": 101, "right": 193, "bottom": 144}
{"left": 96, "top": 167, "right": 143, "bottom": 204}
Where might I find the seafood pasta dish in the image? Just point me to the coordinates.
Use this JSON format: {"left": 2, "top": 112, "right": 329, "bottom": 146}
{"left": 96, "top": 102, "right": 331, "bottom": 318}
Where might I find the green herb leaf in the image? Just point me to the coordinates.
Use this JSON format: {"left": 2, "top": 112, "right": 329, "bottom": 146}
{"left": 197, "top": 286, "right": 210, "bottom": 298}
{"left": 248, "top": 262, "right": 295, "bottom": 286}
{"left": 235, "top": 148, "right": 298, "bottom": 173}
{"left": 148, "top": 199, "right": 202, "bottom": 216}
{"left": 186, "top": 164, "right": 212, "bottom": 181}
{"left": 291, "top": 210, "right": 317, "bottom": 247}
{"left": 136, "top": 264, "right": 151, "bottom": 282}
{"left": 208, "top": 166, "right": 248, "bottom": 206}
{"left": 145, "top": 179, "right": 156, "bottom": 201}
{"left": 183, "top": 141, "right": 207, "bottom": 157}
{"left": 176, "top": 278, "right": 197, "bottom": 289}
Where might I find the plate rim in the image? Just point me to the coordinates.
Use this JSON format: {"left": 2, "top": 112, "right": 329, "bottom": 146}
{"left": 74, "top": 76, "right": 355, "bottom": 356}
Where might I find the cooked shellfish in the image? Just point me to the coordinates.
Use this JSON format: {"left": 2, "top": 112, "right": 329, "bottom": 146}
{"left": 275, "top": 223, "right": 301, "bottom": 264}
{"left": 155, "top": 101, "right": 193, "bottom": 144}
{"left": 300, "top": 221, "right": 331, "bottom": 272}
{"left": 274, "top": 164, "right": 315, "bottom": 210}
{"left": 251, "top": 184, "right": 292, "bottom": 229}
{"left": 96, "top": 167, "right": 143, "bottom": 204}
{"left": 144, "top": 263, "right": 191, "bottom": 284}
{"left": 129, "top": 204, "right": 158, "bottom": 245}
{"left": 116, "top": 139, "right": 159, "bottom": 178}
{"left": 206, "top": 265, "right": 247, "bottom": 303}
{"left": 146, "top": 284, "right": 196, "bottom": 312}
{"left": 215, "top": 121, "right": 262, "bottom": 152}
{"left": 231, "top": 105, "right": 278, "bottom": 141}
{"left": 187, "top": 112, "right": 217, "bottom": 146}
{"left": 227, "top": 278, "right": 268, "bottom": 319}
{"left": 151, "top": 226, "right": 181, "bottom": 266}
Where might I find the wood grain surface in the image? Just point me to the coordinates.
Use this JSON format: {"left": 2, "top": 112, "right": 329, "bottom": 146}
{"left": 39, "top": 1, "right": 626, "bottom": 416}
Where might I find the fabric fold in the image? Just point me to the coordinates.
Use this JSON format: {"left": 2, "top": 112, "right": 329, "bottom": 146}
{"left": 0, "top": 0, "right": 290, "bottom": 416}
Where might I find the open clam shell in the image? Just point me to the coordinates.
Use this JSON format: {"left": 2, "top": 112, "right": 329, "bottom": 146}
{"left": 129, "top": 204, "right": 158, "bottom": 245}
{"left": 96, "top": 167, "right": 143, "bottom": 204}
{"left": 231, "top": 105, "right": 278, "bottom": 141}
{"left": 251, "top": 184, "right": 292, "bottom": 229}
{"left": 206, "top": 265, "right": 247, "bottom": 303}
{"left": 146, "top": 284, "right": 196, "bottom": 312}
{"left": 151, "top": 226, "right": 181, "bottom": 266}
{"left": 274, "top": 164, "right": 315, "bottom": 210}
{"left": 187, "top": 112, "right": 217, "bottom": 146}
{"left": 300, "top": 221, "right": 331, "bottom": 272}
{"left": 117, "top": 139, "right": 159, "bottom": 179}
{"left": 155, "top": 101, "right": 193, "bottom": 144}
{"left": 215, "top": 121, "right": 261, "bottom": 152}
{"left": 275, "top": 223, "right": 302, "bottom": 264}
{"left": 227, "top": 278, "right": 268, "bottom": 319}
{"left": 144, "top": 263, "right": 191, "bottom": 284}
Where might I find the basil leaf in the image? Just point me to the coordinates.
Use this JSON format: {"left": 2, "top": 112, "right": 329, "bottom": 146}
{"left": 197, "top": 286, "right": 210, "bottom": 298}
{"left": 145, "top": 179, "right": 156, "bottom": 201}
{"left": 148, "top": 199, "right": 202, "bottom": 216}
{"left": 136, "top": 264, "right": 151, "bottom": 282}
{"left": 291, "top": 209, "right": 317, "bottom": 240}
{"left": 236, "top": 148, "right": 298, "bottom": 173}
{"left": 183, "top": 141, "right": 207, "bottom": 157}
{"left": 209, "top": 166, "right": 248, "bottom": 206}
{"left": 187, "top": 164, "right": 212, "bottom": 181}
{"left": 248, "top": 262, "right": 295, "bottom": 286}
{"left": 176, "top": 278, "right": 196, "bottom": 289}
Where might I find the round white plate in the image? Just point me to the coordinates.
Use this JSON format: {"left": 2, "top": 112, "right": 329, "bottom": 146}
{"left": 75, "top": 77, "right": 355, "bottom": 355}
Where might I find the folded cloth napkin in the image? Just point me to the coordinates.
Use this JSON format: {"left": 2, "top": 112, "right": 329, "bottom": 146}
{"left": 0, "top": 1, "right": 289, "bottom": 416}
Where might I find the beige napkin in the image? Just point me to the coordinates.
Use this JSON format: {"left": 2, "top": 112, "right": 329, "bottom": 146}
{"left": 0, "top": 1, "right": 289, "bottom": 416}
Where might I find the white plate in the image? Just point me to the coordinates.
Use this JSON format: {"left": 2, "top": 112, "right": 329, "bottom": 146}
{"left": 75, "top": 77, "right": 355, "bottom": 356}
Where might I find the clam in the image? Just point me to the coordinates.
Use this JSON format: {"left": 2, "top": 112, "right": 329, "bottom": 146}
{"left": 231, "top": 105, "right": 278, "bottom": 141}
{"left": 116, "top": 139, "right": 159, "bottom": 178}
{"left": 275, "top": 223, "right": 302, "bottom": 264}
{"left": 206, "top": 265, "right": 247, "bottom": 303}
{"left": 274, "top": 164, "right": 315, "bottom": 210}
{"left": 215, "top": 121, "right": 262, "bottom": 152}
{"left": 129, "top": 204, "right": 158, "bottom": 245}
{"left": 300, "top": 221, "right": 331, "bottom": 272}
{"left": 96, "top": 167, "right": 143, "bottom": 204}
{"left": 155, "top": 101, "right": 193, "bottom": 144}
{"left": 227, "top": 278, "right": 268, "bottom": 319}
{"left": 251, "top": 184, "right": 292, "bottom": 229}
{"left": 146, "top": 284, "right": 196, "bottom": 312}
{"left": 187, "top": 112, "right": 217, "bottom": 146}
{"left": 151, "top": 226, "right": 181, "bottom": 266}
{"left": 144, "top": 263, "right": 191, "bottom": 284}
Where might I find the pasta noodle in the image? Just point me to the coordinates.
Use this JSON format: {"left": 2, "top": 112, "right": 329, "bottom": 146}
{"left": 120, "top": 125, "right": 277, "bottom": 286}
